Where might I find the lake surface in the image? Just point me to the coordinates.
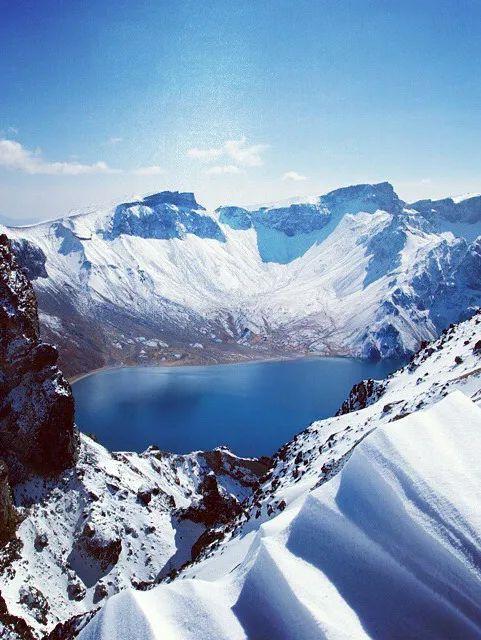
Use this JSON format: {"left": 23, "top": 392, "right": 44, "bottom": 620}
{"left": 73, "top": 357, "right": 403, "bottom": 457}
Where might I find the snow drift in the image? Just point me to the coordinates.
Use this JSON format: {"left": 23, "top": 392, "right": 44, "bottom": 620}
{"left": 80, "top": 391, "right": 481, "bottom": 640}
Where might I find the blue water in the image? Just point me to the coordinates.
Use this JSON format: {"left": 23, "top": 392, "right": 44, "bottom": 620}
{"left": 72, "top": 357, "right": 402, "bottom": 457}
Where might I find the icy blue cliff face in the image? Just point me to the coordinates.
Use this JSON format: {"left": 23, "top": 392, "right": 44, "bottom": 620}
{"left": 251, "top": 203, "right": 331, "bottom": 264}
{"left": 253, "top": 203, "right": 331, "bottom": 236}
{"left": 219, "top": 182, "right": 405, "bottom": 264}
{"left": 53, "top": 222, "right": 84, "bottom": 255}
{"left": 363, "top": 215, "right": 407, "bottom": 287}
{"left": 410, "top": 195, "right": 481, "bottom": 224}
{"left": 320, "top": 181, "right": 404, "bottom": 217}
{"left": 217, "top": 206, "right": 252, "bottom": 230}
{"left": 141, "top": 191, "right": 204, "bottom": 210}
{"left": 107, "top": 192, "right": 225, "bottom": 242}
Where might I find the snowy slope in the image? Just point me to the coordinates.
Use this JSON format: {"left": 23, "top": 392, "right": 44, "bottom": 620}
{"left": 79, "top": 391, "right": 481, "bottom": 640}
{"left": 4, "top": 183, "right": 481, "bottom": 375}
{"left": 77, "top": 310, "right": 481, "bottom": 639}
{"left": 0, "top": 436, "right": 267, "bottom": 637}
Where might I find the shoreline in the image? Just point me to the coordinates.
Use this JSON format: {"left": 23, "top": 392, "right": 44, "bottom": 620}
{"left": 68, "top": 350, "right": 396, "bottom": 385}
{"left": 68, "top": 351, "right": 340, "bottom": 385}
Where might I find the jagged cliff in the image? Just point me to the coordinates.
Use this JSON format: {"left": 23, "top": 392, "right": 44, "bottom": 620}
{"left": 0, "top": 234, "right": 79, "bottom": 483}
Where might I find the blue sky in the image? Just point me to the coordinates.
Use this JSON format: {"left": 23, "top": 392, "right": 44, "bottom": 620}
{"left": 1, "top": 0, "right": 481, "bottom": 221}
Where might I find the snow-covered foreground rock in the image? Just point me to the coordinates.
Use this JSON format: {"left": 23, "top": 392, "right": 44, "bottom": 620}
{"left": 79, "top": 391, "right": 481, "bottom": 640}
{"left": 4, "top": 183, "right": 481, "bottom": 375}
{"left": 0, "top": 437, "right": 267, "bottom": 637}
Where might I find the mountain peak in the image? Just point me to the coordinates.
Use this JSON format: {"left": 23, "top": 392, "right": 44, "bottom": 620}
{"left": 141, "top": 191, "right": 205, "bottom": 210}
{"left": 321, "top": 181, "right": 403, "bottom": 215}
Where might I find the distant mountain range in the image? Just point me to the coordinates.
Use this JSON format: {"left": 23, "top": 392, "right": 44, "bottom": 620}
{"left": 3, "top": 182, "right": 481, "bottom": 376}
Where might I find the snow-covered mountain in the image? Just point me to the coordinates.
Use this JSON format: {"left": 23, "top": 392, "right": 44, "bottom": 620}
{"left": 78, "top": 311, "right": 481, "bottom": 640}
{"left": 4, "top": 183, "right": 481, "bottom": 376}
{"left": 3, "top": 230, "right": 481, "bottom": 638}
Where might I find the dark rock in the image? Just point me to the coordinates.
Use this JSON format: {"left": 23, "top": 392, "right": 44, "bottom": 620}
{"left": 10, "top": 238, "right": 48, "bottom": 280}
{"left": 43, "top": 609, "right": 99, "bottom": 640}
{"left": 93, "top": 582, "right": 108, "bottom": 603}
{"left": 18, "top": 585, "right": 49, "bottom": 625}
{"left": 337, "top": 378, "right": 385, "bottom": 415}
{"left": 201, "top": 448, "right": 271, "bottom": 488}
{"left": 67, "top": 580, "right": 86, "bottom": 601}
{"left": 34, "top": 532, "right": 48, "bottom": 551}
{"left": 0, "top": 234, "right": 79, "bottom": 481}
{"left": 75, "top": 525, "right": 122, "bottom": 572}
{"left": 181, "top": 473, "right": 243, "bottom": 527}
{"left": 0, "top": 591, "right": 35, "bottom": 639}
{"left": 0, "top": 460, "right": 17, "bottom": 546}
{"left": 137, "top": 488, "right": 152, "bottom": 505}
{"left": 191, "top": 528, "right": 224, "bottom": 561}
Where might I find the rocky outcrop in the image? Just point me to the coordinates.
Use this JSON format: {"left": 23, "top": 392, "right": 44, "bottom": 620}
{"left": 106, "top": 191, "right": 225, "bottom": 242}
{"left": 200, "top": 447, "right": 271, "bottom": 488}
{"left": 0, "top": 234, "right": 79, "bottom": 481}
{"left": 74, "top": 521, "right": 122, "bottom": 573}
{"left": 10, "top": 238, "right": 47, "bottom": 280}
{"left": 181, "top": 473, "right": 243, "bottom": 528}
{"left": 410, "top": 194, "right": 481, "bottom": 224}
{"left": 0, "top": 591, "right": 36, "bottom": 640}
{"left": 0, "top": 460, "right": 17, "bottom": 546}
{"left": 336, "top": 377, "right": 386, "bottom": 415}
{"left": 44, "top": 610, "right": 98, "bottom": 640}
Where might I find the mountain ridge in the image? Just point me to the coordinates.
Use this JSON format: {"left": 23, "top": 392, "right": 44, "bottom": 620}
{"left": 2, "top": 181, "right": 481, "bottom": 376}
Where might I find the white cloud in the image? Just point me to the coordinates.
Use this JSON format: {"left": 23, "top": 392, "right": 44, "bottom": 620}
{"left": 187, "top": 137, "right": 268, "bottom": 168}
{"left": 224, "top": 138, "right": 267, "bottom": 167}
{"left": 0, "top": 139, "right": 119, "bottom": 175}
{"left": 205, "top": 164, "right": 243, "bottom": 175}
{"left": 282, "top": 171, "right": 308, "bottom": 181}
{"left": 132, "top": 165, "right": 164, "bottom": 176}
{"left": 187, "top": 147, "right": 223, "bottom": 161}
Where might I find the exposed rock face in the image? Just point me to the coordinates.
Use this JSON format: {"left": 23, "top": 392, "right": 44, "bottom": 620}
{"left": 411, "top": 194, "right": 481, "bottom": 224}
{"left": 181, "top": 473, "right": 243, "bottom": 527}
{"left": 44, "top": 610, "right": 98, "bottom": 640}
{"left": 0, "top": 460, "right": 17, "bottom": 546}
{"left": 106, "top": 191, "right": 225, "bottom": 242}
{"left": 73, "top": 522, "right": 122, "bottom": 573}
{"left": 0, "top": 234, "right": 79, "bottom": 481}
{"left": 200, "top": 447, "right": 271, "bottom": 488}
{"left": 336, "top": 377, "right": 386, "bottom": 415}
{"left": 0, "top": 591, "right": 35, "bottom": 640}
{"left": 10, "top": 238, "right": 48, "bottom": 280}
